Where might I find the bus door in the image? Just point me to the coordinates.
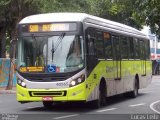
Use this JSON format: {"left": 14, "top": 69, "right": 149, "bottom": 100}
{"left": 139, "top": 40, "right": 146, "bottom": 76}
{"left": 112, "top": 36, "right": 121, "bottom": 80}
{"left": 86, "top": 29, "right": 98, "bottom": 75}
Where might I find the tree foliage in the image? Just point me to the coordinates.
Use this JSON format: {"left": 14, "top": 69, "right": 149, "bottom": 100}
{"left": 39, "top": 0, "right": 140, "bottom": 28}
{"left": 134, "top": 0, "right": 160, "bottom": 36}
{"left": 0, "top": 0, "right": 42, "bottom": 57}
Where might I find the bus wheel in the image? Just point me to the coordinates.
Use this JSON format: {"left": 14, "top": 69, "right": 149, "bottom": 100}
{"left": 130, "top": 79, "right": 139, "bottom": 98}
{"left": 92, "top": 83, "right": 106, "bottom": 108}
{"left": 43, "top": 101, "right": 53, "bottom": 109}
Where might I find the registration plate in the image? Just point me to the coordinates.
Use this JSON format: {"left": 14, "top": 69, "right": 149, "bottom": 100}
{"left": 42, "top": 96, "right": 53, "bottom": 101}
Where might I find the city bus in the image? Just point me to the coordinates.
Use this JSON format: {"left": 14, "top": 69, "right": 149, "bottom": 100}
{"left": 16, "top": 13, "right": 152, "bottom": 108}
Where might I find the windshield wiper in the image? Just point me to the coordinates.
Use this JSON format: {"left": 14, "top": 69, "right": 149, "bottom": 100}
{"left": 51, "top": 40, "right": 54, "bottom": 62}
{"left": 31, "top": 35, "right": 38, "bottom": 66}
{"left": 51, "top": 33, "right": 65, "bottom": 62}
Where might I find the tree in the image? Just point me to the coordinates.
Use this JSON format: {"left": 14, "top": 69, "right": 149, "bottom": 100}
{"left": 0, "top": 0, "right": 43, "bottom": 89}
{"left": 39, "top": 0, "right": 140, "bottom": 29}
{"left": 40, "top": 0, "right": 90, "bottom": 13}
{"left": 0, "top": 0, "right": 43, "bottom": 58}
{"left": 134, "top": 0, "right": 160, "bottom": 36}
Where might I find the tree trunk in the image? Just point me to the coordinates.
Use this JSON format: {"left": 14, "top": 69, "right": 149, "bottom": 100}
{"left": 6, "top": 29, "right": 17, "bottom": 90}
{"left": 0, "top": 27, "right": 6, "bottom": 58}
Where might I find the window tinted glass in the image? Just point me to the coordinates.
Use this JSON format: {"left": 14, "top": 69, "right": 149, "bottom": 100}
{"left": 120, "top": 36, "right": 128, "bottom": 59}
{"left": 95, "top": 31, "right": 104, "bottom": 59}
{"left": 104, "top": 32, "right": 112, "bottom": 59}
{"left": 112, "top": 35, "right": 120, "bottom": 60}
{"left": 134, "top": 38, "right": 140, "bottom": 59}
{"left": 129, "top": 37, "right": 134, "bottom": 59}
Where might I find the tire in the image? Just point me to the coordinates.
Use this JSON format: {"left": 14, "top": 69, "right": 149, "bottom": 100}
{"left": 130, "top": 79, "right": 139, "bottom": 98}
{"left": 43, "top": 101, "right": 53, "bottom": 109}
{"left": 91, "top": 83, "right": 106, "bottom": 109}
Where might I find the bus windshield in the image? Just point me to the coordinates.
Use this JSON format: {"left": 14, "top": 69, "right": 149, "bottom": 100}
{"left": 17, "top": 34, "right": 84, "bottom": 73}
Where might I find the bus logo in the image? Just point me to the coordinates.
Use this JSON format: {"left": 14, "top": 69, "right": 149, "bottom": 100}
{"left": 47, "top": 64, "right": 56, "bottom": 73}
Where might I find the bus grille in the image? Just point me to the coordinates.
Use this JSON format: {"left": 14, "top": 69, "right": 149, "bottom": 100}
{"left": 26, "top": 76, "right": 68, "bottom": 82}
{"left": 29, "top": 91, "right": 67, "bottom": 97}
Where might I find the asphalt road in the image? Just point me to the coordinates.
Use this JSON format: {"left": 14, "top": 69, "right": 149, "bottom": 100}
{"left": 0, "top": 76, "right": 160, "bottom": 120}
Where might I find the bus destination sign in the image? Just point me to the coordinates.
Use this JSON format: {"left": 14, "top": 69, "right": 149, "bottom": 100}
{"left": 21, "top": 23, "right": 77, "bottom": 33}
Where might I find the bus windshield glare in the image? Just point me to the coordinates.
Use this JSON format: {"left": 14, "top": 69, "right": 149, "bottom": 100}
{"left": 17, "top": 34, "right": 84, "bottom": 73}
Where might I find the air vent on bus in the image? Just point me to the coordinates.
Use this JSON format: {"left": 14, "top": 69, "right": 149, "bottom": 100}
{"left": 29, "top": 91, "right": 67, "bottom": 97}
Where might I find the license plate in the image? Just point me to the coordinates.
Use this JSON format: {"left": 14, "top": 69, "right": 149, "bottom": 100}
{"left": 42, "top": 96, "right": 53, "bottom": 101}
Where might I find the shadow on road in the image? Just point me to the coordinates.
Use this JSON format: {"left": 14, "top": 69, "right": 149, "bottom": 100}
{"left": 22, "top": 92, "right": 148, "bottom": 113}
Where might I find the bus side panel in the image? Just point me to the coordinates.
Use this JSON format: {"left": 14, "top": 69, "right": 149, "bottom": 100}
{"left": 85, "top": 61, "right": 115, "bottom": 101}
{"left": 139, "top": 60, "right": 152, "bottom": 89}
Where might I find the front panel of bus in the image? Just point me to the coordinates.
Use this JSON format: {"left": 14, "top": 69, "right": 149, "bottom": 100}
{"left": 16, "top": 22, "right": 87, "bottom": 103}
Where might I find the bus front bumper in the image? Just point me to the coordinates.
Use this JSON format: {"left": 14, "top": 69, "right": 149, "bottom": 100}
{"left": 16, "top": 83, "right": 86, "bottom": 103}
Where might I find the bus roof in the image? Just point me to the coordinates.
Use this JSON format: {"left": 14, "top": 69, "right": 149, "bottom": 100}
{"left": 19, "top": 13, "right": 147, "bottom": 39}
{"left": 19, "top": 13, "right": 88, "bottom": 24}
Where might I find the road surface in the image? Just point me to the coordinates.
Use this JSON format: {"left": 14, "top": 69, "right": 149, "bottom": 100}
{"left": 0, "top": 76, "right": 160, "bottom": 120}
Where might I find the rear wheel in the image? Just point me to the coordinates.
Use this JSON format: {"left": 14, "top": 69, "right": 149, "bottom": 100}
{"left": 43, "top": 101, "right": 53, "bottom": 109}
{"left": 130, "top": 79, "right": 139, "bottom": 98}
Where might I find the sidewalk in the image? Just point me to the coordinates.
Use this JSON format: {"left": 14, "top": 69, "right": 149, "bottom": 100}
{"left": 152, "top": 75, "right": 160, "bottom": 79}
{"left": 0, "top": 86, "right": 16, "bottom": 94}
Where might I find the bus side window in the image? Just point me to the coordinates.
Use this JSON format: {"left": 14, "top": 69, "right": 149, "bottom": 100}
{"left": 104, "top": 32, "right": 112, "bottom": 59}
{"left": 85, "top": 28, "right": 98, "bottom": 75}
{"left": 112, "top": 35, "right": 120, "bottom": 60}
{"left": 139, "top": 40, "right": 145, "bottom": 60}
{"left": 120, "top": 36, "right": 129, "bottom": 59}
{"left": 95, "top": 30, "right": 105, "bottom": 59}
{"left": 129, "top": 37, "right": 134, "bottom": 59}
{"left": 145, "top": 40, "right": 150, "bottom": 60}
{"left": 134, "top": 38, "right": 140, "bottom": 59}
{"left": 86, "top": 28, "right": 96, "bottom": 56}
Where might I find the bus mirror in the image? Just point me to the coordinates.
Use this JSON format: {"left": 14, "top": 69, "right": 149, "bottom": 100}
{"left": 10, "top": 39, "right": 17, "bottom": 45}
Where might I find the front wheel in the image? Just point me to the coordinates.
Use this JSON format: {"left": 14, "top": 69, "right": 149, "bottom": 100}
{"left": 91, "top": 84, "right": 106, "bottom": 109}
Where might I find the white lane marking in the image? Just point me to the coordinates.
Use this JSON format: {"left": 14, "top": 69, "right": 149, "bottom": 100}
{"left": 27, "top": 106, "right": 42, "bottom": 109}
{"left": 53, "top": 114, "right": 79, "bottom": 120}
{"left": 96, "top": 108, "right": 117, "bottom": 113}
{"left": 150, "top": 100, "right": 160, "bottom": 114}
{"left": 152, "top": 79, "right": 160, "bottom": 82}
{"left": 155, "top": 84, "right": 160, "bottom": 86}
{"left": 129, "top": 103, "right": 146, "bottom": 107}
{"left": 142, "top": 91, "right": 153, "bottom": 94}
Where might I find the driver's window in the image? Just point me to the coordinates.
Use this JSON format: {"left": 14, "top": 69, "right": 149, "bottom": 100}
{"left": 66, "top": 36, "right": 83, "bottom": 67}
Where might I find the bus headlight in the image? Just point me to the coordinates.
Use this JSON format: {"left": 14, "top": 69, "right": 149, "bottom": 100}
{"left": 69, "top": 74, "right": 85, "bottom": 87}
{"left": 17, "top": 79, "right": 26, "bottom": 88}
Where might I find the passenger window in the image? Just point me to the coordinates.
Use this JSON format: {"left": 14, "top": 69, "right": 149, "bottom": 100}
{"left": 104, "top": 32, "right": 112, "bottom": 59}
{"left": 112, "top": 35, "right": 120, "bottom": 60}
{"left": 95, "top": 31, "right": 104, "bottom": 59}
{"left": 134, "top": 38, "right": 140, "bottom": 59}
{"left": 120, "top": 36, "right": 128, "bottom": 59}
{"left": 129, "top": 37, "right": 134, "bottom": 59}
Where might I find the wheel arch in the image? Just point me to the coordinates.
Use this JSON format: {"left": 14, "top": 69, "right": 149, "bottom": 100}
{"left": 99, "top": 77, "right": 107, "bottom": 97}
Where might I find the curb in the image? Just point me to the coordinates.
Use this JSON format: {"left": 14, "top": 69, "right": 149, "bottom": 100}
{"left": 0, "top": 90, "right": 16, "bottom": 94}
{"left": 152, "top": 76, "right": 160, "bottom": 79}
